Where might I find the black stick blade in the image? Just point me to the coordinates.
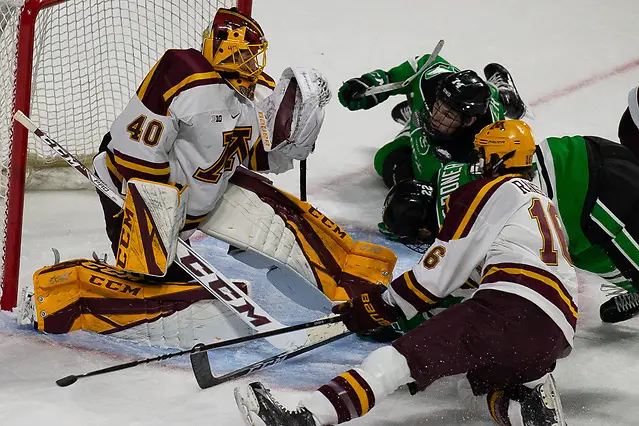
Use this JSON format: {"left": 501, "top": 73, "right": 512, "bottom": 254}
{"left": 190, "top": 345, "right": 215, "bottom": 389}
{"left": 56, "top": 375, "right": 78, "bottom": 387}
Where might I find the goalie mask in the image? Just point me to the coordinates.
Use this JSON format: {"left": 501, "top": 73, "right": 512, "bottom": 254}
{"left": 382, "top": 179, "right": 437, "bottom": 253}
{"left": 202, "top": 8, "right": 268, "bottom": 97}
{"left": 422, "top": 70, "right": 491, "bottom": 140}
{"left": 473, "top": 119, "right": 536, "bottom": 177}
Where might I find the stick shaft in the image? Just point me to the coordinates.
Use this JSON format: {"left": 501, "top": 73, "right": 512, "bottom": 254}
{"left": 300, "top": 159, "right": 307, "bottom": 201}
{"left": 67, "top": 315, "right": 346, "bottom": 383}
{"left": 361, "top": 39, "right": 445, "bottom": 97}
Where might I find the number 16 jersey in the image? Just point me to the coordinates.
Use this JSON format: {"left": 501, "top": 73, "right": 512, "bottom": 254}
{"left": 384, "top": 175, "right": 579, "bottom": 346}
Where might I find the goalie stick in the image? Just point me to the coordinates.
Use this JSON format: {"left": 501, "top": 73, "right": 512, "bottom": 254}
{"left": 359, "top": 39, "right": 445, "bottom": 98}
{"left": 13, "top": 110, "right": 306, "bottom": 351}
{"left": 53, "top": 314, "right": 346, "bottom": 387}
{"left": 191, "top": 329, "right": 352, "bottom": 389}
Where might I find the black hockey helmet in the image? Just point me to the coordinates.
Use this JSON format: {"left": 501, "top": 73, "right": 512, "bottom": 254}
{"left": 437, "top": 70, "right": 491, "bottom": 116}
{"left": 422, "top": 70, "right": 491, "bottom": 139}
{"left": 382, "top": 179, "right": 437, "bottom": 252}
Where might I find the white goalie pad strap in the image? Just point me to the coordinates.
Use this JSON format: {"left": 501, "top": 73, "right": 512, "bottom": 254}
{"left": 199, "top": 183, "right": 334, "bottom": 311}
{"left": 256, "top": 67, "right": 331, "bottom": 159}
{"left": 117, "top": 179, "right": 188, "bottom": 276}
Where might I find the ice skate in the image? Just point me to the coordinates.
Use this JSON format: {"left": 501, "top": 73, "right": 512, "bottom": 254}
{"left": 520, "top": 374, "right": 566, "bottom": 426}
{"left": 600, "top": 291, "right": 639, "bottom": 323}
{"left": 16, "top": 286, "right": 35, "bottom": 326}
{"left": 234, "top": 382, "right": 318, "bottom": 426}
{"left": 484, "top": 63, "right": 529, "bottom": 119}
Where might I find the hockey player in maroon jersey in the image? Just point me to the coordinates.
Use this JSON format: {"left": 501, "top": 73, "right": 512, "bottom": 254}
{"left": 233, "top": 120, "right": 574, "bottom": 426}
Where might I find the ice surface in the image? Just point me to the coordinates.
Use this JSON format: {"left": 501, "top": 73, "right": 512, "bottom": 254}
{"left": 2, "top": 0, "right": 639, "bottom": 424}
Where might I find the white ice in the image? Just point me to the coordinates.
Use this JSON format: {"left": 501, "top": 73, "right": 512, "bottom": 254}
{"left": 2, "top": 0, "right": 639, "bottom": 424}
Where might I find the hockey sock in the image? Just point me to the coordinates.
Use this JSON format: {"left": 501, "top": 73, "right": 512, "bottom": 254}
{"left": 487, "top": 390, "right": 513, "bottom": 426}
{"left": 300, "top": 346, "right": 412, "bottom": 424}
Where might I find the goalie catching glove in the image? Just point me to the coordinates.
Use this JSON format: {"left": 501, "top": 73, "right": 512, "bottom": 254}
{"left": 255, "top": 67, "right": 331, "bottom": 172}
{"left": 332, "top": 285, "right": 401, "bottom": 333}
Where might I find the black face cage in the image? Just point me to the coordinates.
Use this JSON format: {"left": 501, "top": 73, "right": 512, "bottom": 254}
{"left": 421, "top": 102, "right": 472, "bottom": 141}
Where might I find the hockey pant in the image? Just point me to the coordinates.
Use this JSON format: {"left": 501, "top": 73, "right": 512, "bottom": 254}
{"left": 583, "top": 136, "right": 639, "bottom": 291}
{"left": 300, "top": 290, "right": 568, "bottom": 425}
{"left": 373, "top": 128, "right": 414, "bottom": 188}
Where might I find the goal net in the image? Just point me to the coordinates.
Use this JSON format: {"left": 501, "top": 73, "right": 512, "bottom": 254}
{"left": 0, "top": 0, "right": 243, "bottom": 310}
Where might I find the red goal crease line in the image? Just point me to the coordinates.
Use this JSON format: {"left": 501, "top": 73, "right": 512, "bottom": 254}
{"left": 530, "top": 57, "right": 639, "bottom": 107}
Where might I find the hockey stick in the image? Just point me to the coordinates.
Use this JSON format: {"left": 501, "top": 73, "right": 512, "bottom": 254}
{"left": 359, "top": 39, "right": 445, "bottom": 98}
{"left": 191, "top": 329, "right": 352, "bottom": 389}
{"left": 13, "top": 110, "right": 306, "bottom": 351}
{"left": 53, "top": 314, "right": 346, "bottom": 387}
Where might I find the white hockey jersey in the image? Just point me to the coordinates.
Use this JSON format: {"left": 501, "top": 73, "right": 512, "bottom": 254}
{"left": 93, "top": 48, "right": 279, "bottom": 232}
{"left": 383, "top": 174, "right": 579, "bottom": 346}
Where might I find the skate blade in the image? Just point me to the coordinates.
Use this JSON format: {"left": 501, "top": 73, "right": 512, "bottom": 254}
{"left": 545, "top": 375, "right": 567, "bottom": 426}
{"left": 234, "top": 386, "right": 267, "bottom": 426}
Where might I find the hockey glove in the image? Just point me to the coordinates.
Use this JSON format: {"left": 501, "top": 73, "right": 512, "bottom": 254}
{"left": 338, "top": 70, "right": 390, "bottom": 111}
{"left": 332, "top": 285, "right": 400, "bottom": 333}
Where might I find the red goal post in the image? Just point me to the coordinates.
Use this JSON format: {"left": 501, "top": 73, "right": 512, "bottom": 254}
{"left": 0, "top": 0, "right": 254, "bottom": 310}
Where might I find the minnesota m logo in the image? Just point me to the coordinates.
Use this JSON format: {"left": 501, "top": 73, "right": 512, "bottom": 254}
{"left": 194, "top": 127, "right": 251, "bottom": 183}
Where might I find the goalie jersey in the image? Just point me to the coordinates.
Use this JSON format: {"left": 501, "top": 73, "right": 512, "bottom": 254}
{"left": 93, "top": 48, "right": 277, "bottom": 232}
{"left": 384, "top": 174, "right": 579, "bottom": 346}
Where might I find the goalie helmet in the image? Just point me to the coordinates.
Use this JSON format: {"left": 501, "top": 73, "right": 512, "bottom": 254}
{"left": 382, "top": 179, "right": 437, "bottom": 252}
{"left": 423, "top": 70, "right": 491, "bottom": 139}
{"left": 473, "top": 119, "right": 536, "bottom": 174}
{"left": 202, "top": 8, "right": 268, "bottom": 97}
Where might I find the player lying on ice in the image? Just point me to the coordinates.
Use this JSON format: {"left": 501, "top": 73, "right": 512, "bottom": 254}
{"left": 27, "top": 8, "right": 397, "bottom": 344}
{"left": 234, "top": 120, "right": 575, "bottom": 426}
{"left": 382, "top": 119, "right": 639, "bottom": 324}
{"left": 337, "top": 47, "right": 528, "bottom": 186}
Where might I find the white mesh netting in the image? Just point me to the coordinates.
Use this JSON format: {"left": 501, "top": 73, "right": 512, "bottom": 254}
{"left": 0, "top": 0, "right": 236, "bottom": 305}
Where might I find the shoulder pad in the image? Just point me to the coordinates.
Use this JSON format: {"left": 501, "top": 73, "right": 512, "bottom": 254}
{"left": 438, "top": 174, "right": 520, "bottom": 241}
{"left": 136, "top": 48, "right": 224, "bottom": 115}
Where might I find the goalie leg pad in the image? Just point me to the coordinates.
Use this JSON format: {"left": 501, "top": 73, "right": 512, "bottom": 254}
{"left": 32, "top": 258, "right": 251, "bottom": 348}
{"left": 201, "top": 168, "right": 397, "bottom": 311}
{"left": 116, "top": 178, "right": 188, "bottom": 277}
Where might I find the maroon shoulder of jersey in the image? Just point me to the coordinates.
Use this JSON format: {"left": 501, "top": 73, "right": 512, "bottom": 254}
{"left": 438, "top": 174, "right": 520, "bottom": 242}
{"left": 136, "top": 48, "right": 225, "bottom": 115}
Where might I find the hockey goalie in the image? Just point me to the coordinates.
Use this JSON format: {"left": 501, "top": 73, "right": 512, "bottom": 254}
{"left": 28, "top": 8, "right": 396, "bottom": 348}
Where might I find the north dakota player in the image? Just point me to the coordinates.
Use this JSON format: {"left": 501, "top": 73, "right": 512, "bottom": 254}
{"left": 234, "top": 119, "right": 574, "bottom": 426}
{"left": 383, "top": 120, "right": 639, "bottom": 323}
{"left": 337, "top": 51, "right": 527, "bottom": 185}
